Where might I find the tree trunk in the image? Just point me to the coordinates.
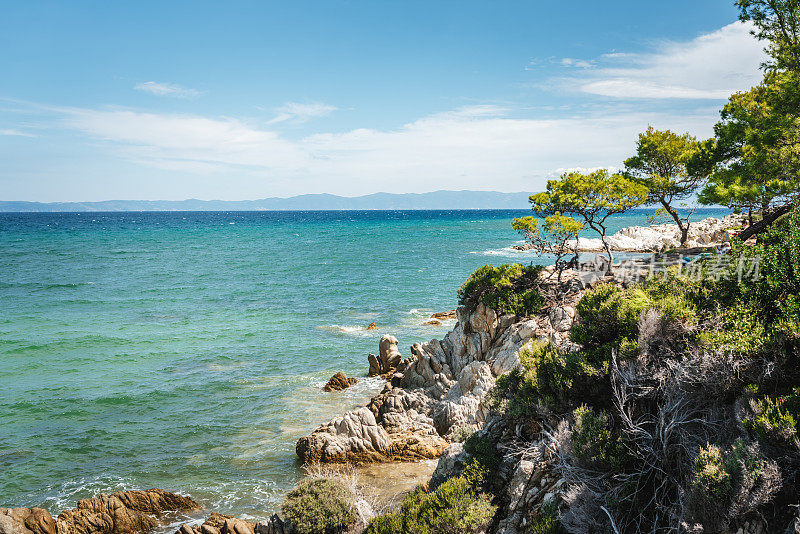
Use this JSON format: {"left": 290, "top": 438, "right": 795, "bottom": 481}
{"left": 661, "top": 199, "right": 689, "bottom": 247}
{"left": 738, "top": 203, "right": 793, "bottom": 242}
{"left": 601, "top": 235, "right": 613, "bottom": 275}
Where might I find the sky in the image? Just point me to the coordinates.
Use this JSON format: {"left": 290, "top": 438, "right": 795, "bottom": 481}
{"left": 0, "top": 0, "right": 769, "bottom": 202}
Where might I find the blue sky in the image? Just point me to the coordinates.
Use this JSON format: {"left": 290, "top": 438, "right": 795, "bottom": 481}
{"left": 0, "top": 0, "right": 767, "bottom": 201}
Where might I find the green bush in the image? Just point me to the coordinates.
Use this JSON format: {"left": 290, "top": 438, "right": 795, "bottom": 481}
{"left": 529, "top": 502, "right": 565, "bottom": 534}
{"left": 745, "top": 394, "right": 798, "bottom": 446}
{"left": 490, "top": 341, "right": 598, "bottom": 416}
{"left": 571, "top": 404, "right": 627, "bottom": 470}
{"left": 364, "top": 472, "right": 496, "bottom": 534}
{"left": 570, "top": 285, "right": 650, "bottom": 361}
{"left": 692, "top": 439, "right": 767, "bottom": 504}
{"left": 463, "top": 432, "right": 500, "bottom": 471}
{"left": 282, "top": 478, "right": 356, "bottom": 534}
{"left": 457, "top": 263, "right": 545, "bottom": 316}
{"left": 450, "top": 425, "right": 476, "bottom": 443}
{"left": 692, "top": 444, "right": 732, "bottom": 500}
{"left": 570, "top": 279, "right": 699, "bottom": 363}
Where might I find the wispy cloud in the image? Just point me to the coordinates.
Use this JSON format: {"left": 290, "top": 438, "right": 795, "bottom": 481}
{"left": 49, "top": 103, "right": 714, "bottom": 195}
{"left": 267, "top": 102, "right": 337, "bottom": 124}
{"left": 0, "top": 128, "right": 36, "bottom": 137}
{"left": 134, "top": 81, "right": 200, "bottom": 98}
{"left": 571, "top": 22, "right": 766, "bottom": 99}
{"left": 560, "top": 58, "right": 595, "bottom": 69}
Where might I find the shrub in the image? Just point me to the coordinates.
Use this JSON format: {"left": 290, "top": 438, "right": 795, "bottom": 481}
{"left": 571, "top": 404, "right": 627, "bottom": 470}
{"left": 692, "top": 444, "right": 732, "bottom": 501}
{"left": 282, "top": 478, "right": 356, "bottom": 534}
{"left": 745, "top": 395, "right": 799, "bottom": 446}
{"left": 364, "top": 473, "right": 496, "bottom": 534}
{"left": 529, "top": 502, "right": 565, "bottom": 534}
{"left": 463, "top": 432, "right": 500, "bottom": 471}
{"left": 570, "top": 285, "right": 650, "bottom": 361}
{"left": 571, "top": 279, "right": 700, "bottom": 363}
{"left": 450, "top": 425, "right": 476, "bottom": 443}
{"left": 457, "top": 263, "right": 545, "bottom": 316}
{"left": 689, "top": 439, "right": 780, "bottom": 529}
{"left": 490, "top": 341, "right": 597, "bottom": 416}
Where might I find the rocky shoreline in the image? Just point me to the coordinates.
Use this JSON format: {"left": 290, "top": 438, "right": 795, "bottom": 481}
{"left": 3, "top": 212, "right": 770, "bottom": 534}
{"left": 2, "top": 274, "right": 589, "bottom": 534}
{"left": 511, "top": 213, "right": 745, "bottom": 253}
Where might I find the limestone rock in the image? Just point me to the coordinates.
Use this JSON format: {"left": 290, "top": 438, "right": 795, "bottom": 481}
{"left": 0, "top": 508, "right": 56, "bottom": 534}
{"left": 322, "top": 372, "right": 358, "bottom": 392}
{"left": 57, "top": 489, "right": 200, "bottom": 534}
{"left": 296, "top": 407, "right": 391, "bottom": 463}
{"left": 367, "top": 354, "right": 381, "bottom": 377}
{"left": 254, "top": 515, "right": 285, "bottom": 534}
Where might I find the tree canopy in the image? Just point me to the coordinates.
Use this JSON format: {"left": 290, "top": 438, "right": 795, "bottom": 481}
{"left": 623, "top": 127, "right": 701, "bottom": 246}
{"left": 529, "top": 170, "right": 648, "bottom": 273}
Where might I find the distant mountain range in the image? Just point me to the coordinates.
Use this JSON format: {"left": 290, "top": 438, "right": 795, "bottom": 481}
{"left": 0, "top": 190, "right": 535, "bottom": 212}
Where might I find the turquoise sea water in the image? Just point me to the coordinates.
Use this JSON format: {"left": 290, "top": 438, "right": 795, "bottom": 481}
{"left": 0, "top": 209, "right": 727, "bottom": 518}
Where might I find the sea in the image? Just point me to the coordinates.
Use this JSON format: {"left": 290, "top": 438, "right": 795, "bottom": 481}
{"left": 0, "top": 208, "right": 727, "bottom": 520}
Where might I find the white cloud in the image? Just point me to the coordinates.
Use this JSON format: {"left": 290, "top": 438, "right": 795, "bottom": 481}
{"left": 134, "top": 81, "right": 200, "bottom": 98}
{"left": 560, "top": 58, "right": 595, "bottom": 69}
{"left": 569, "top": 22, "right": 767, "bottom": 99}
{"left": 0, "top": 128, "right": 36, "bottom": 137}
{"left": 53, "top": 103, "right": 715, "bottom": 196}
{"left": 267, "top": 102, "right": 337, "bottom": 124}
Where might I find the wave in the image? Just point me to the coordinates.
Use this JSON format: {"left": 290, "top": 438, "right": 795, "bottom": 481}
{"left": 314, "top": 324, "right": 377, "bottom": 338}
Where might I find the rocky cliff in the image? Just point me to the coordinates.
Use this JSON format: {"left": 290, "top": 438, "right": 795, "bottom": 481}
{"left": 296, "top": 285, "right": 583, "bottom": 466}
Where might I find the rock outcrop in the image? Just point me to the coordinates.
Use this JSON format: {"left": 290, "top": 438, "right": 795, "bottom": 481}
{"left": 322, "top": 372, "right": 358, "bottom": 392}
{"left": 2, "top": 490, "right": 200, "bottom": 534}
{"left": 55, "top": 489, "right": 200, "bottom": 534}
{"left": 297, "top": 290, "right": 581, "bottom": 464}
{"left": 0, "top": 508, "right": 56, "bottom": 534}
{"left": 366, "top": 335, "right": 402, "bottom": 377}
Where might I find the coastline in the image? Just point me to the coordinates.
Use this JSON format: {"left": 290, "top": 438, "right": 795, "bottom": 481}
{"left": 2, "top": 212, "right": 744, "bottom": 534}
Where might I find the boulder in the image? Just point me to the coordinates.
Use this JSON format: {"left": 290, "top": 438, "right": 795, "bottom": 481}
{"left": 57, "top": 489, "right": 200, "bottom": 534}
{"left": 254, "top": 516, "right": 286, "bottom": 534}
{"left": 423, "top": 320, "right": 442, "bottom": 326}
{"left": 430, "top": 310, "right": 457, "bottom": 321}
{"left": 322, "top": 372, "right": 358, "bottom": 392}
{"left": 367, "top": 354, "right": 381, "bottom": 377}
{"left": 296, "top": 407, "right": 391, "bottom": 464}
{"left": 0, "top": 508, "right": 56, "bottom": 534}
{"left": 178, "top": 513, "right": 254, "bottom": 534}
{"left": 366, "top": 323, "right": 378, "bottom": 330}
{"left": 379, "top": 335, "right": 402, "bottom": 374}
{"left": 367, "top": 335, "right": 403, "bottom": 377}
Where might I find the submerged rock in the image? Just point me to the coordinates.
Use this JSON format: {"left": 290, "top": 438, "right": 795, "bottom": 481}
{"left": 322, "top": 372, "right": 358, "bottom": 392}
{"left": 366, "top": 323, "right": 378, "bottom": 330}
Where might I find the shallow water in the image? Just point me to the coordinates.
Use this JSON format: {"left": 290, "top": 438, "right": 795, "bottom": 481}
{"left": 0, "top": 209, "right": 727, "bottom": 518}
